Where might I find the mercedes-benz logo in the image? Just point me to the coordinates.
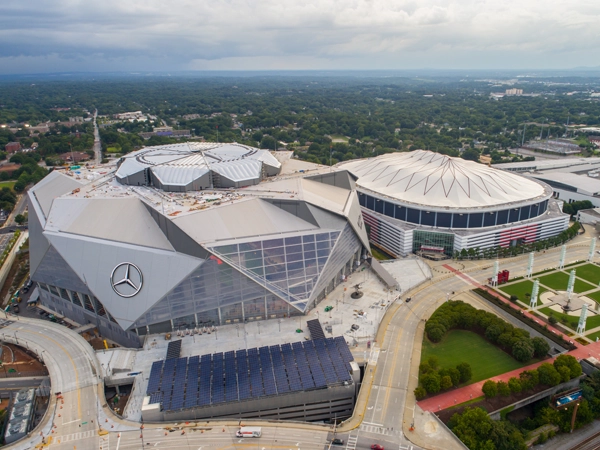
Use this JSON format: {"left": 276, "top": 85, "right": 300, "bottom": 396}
{"left": 110, "top": 262, "right": 143, "bottom": 298}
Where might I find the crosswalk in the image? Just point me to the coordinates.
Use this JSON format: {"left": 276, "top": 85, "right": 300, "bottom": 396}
{"left": 54, "top": 429, "right": 95, "bottom": 443}
{"left": 399, "top": 444, "right": 415, "bottom": 450}
{"left": 346, "top": 434, "right": 358, "bottom": 450}
{"left": 359, "top": 424, "right": 395, "bottom": 436}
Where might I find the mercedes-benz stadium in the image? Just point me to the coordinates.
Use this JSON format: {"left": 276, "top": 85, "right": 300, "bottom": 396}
{"left": 337, "top": 150, "right": 569, "bottom": 258}
{"left": 28, "top": 143, "right": 370, "bottom": 347}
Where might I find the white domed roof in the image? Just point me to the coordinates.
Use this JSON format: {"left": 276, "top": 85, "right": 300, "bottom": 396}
{"left": 338, "top": 150, "right": 548, "bottom": 209}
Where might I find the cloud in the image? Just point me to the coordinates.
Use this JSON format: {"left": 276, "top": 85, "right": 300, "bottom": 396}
{"left": 0, "top": 0, "right": 599, "bottom": 72}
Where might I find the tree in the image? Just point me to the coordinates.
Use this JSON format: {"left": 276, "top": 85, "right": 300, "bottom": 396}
{"left": 557, "top": 365, "right": 571, "bottom": 383}
{"left": 414, "top": 386, "right": 427, "bottom": 400}
{"left": 489, "top": 420, "right": 527, "bottom": 450}
{"left": 554, "top": 354, "right": 582, "bottom": 379}
{"left": 497, "top": 380, "right": 511, "bottom": 397}
{"left": 508, "top": 377, "right": 522, "bottom": 394}
{"left": 456, "top": 362, "right": 472, "bottom": 384}
{"left": 482, "top": 380, "right": 498, "bottom": 399}
{"left": 512, "top": 339, "right": 534, "bottom": 362}
{"left": 519, "top": 370, "right": 539, "bottom": 391}
{"left": 537, "top": 363, "right": 561, "bottom": 387}
{"left": 14, "top": 214, "right": 25, "bottom": 225}
{"left": 461, "top": 148, "right": 481, "bottom": 162}
{"left": 447, "top": 367, "right": 461, "bottom": 387}
{"left": 441, "top": 375, "right": 453, "bottom": 391}
{"left": 448, "top": 407, "right": 496, "bottom": 450}
{"left": 532, "top": 337, "right": 550, "bottom": 358}
{"left": 421, "top": 372, "right": 441, "bottom": 395}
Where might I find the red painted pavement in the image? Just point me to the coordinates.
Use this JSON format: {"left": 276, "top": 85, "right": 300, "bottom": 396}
{"left": 417, "top": 265, "right": 586, "bottom": 413}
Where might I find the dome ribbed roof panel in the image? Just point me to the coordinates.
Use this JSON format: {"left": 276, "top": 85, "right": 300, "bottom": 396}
{"left": 338, "top": 150, "right": 547, "bottom": 208}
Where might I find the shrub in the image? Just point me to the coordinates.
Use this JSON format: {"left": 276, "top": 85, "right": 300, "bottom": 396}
{"left": 557, "top": 365, "right": 571, "bottom": 383}
{"left": 532, "top": 337, "right": 550, "bottom": 358}
{"left": 510, "top": 295, "right": 518, "bottom": 303}
{"left": 414, "top": 386, "right": 427, "bottom": 400}
{"left": 520, "top": 370, "right": 539, "bottom": 391}
{"left": 554, "top": 354, "right": 582, "bottom": 379}
{"left": 512, "top": 339, "right": 535, "bottom": 362}
{"left": 456, "top": 362, "right": 472, "bottom": 384}
{"left": 508, "top": 377, "right": 522, "bottom": 394}
{"left": 441, "top": 375, "right": 453, "bottom": 391}
{"left": 422, "top": 372, "right": 441, "bottom": 394}
{"left": 537, "top": 363, "right": 561, "bottom": 387}
{"left": 482, "top": 380, "right": 498, "bottom": 399}
{"left": 497, "top": 380, "right": 511, "bottom": 397}
{"left": 548, "top": 315, "right": 558, "bottom": 325}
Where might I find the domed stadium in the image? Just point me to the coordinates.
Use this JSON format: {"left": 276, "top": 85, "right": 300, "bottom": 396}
{"left": 28, "top": 143, "right": 370, "bottom": 347}
{"left": 337, "top": 150, "right": 569, "bottom": 258}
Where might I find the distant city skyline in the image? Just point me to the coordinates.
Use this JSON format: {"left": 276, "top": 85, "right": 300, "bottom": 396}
{"left": 1, "top": 0, "right": 599, "bottom": 75}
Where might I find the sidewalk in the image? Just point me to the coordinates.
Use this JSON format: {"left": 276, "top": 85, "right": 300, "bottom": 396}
{"left": 418, "top": 339, "right": 600, "bottom": 413}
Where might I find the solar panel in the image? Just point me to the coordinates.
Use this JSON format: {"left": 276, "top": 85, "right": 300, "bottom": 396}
{"left": 166, "top": 339, "right": 182, "bottom": 360}
{"left": 306, "top": 318, "right": 326, "bottom": 340}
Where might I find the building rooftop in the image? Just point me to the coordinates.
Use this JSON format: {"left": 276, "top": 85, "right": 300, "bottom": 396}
{"left": 337, "top": 150, "right": 548, "bottom": 209}
{"left": 528, "top": 172, "right": 600, "bottom": 196}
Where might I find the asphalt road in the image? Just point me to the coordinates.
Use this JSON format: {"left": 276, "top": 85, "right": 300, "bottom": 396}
{"left": 0, "top": 376, "right": 48, "bottom": 389}
{"left": 93, "top": 109, "right": 102, "bottom": 164}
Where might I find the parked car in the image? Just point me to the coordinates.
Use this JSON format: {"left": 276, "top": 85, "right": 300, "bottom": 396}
{"left": 351, "top": 324, "right": 360, "bottom": 331}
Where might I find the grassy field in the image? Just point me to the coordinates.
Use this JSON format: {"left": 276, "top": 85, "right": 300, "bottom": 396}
{"left": 370, "top": 247, "right": 394, "bottom": 260}
{"left": 586, "top": 329, "right": 600, "bottom": 341}
{"left": 499, "top": 280, "right": 547, "bottom": 305}
{"left": 537, "top": 272, "right": 597, "bottom": 293}
{"left": 421, "top": 330, "right": 532, "bottom": 383}
{"left": 585, "top": 290, "right": 600, "bottom": 304}
{"left": 540, "top": 307, "right": 600, "bottom": 331}
{"left": 0, "top": 181, "right": 15, "bottom": 190}
{"left": 572, "top": 263, "right": 600, "bottom": 285}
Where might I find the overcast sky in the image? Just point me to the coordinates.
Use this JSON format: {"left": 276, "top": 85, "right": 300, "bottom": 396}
{"left": 1, "top": 0, "right": 599, "bottom": 74}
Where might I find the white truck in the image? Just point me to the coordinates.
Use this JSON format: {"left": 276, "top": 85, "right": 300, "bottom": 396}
{"left": 236, "top": 427, "right": 262, "bottom": 438}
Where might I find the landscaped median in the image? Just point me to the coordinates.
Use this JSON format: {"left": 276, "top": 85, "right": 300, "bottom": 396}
{"left": 473, "top": 288, "right": 577, "bottom": 351}
{"left": 0, "top": 230, "right": 20, "bottom": 270}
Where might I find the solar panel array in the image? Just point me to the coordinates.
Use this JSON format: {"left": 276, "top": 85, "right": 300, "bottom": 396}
{"left": 166, "top": 340, "right": 182, "bottom": 360}
{"left": 146, "top": 337, "right": 354, "bottom": 412}
{"left": 306, "top": 319, "right": 326, "bottom": 340}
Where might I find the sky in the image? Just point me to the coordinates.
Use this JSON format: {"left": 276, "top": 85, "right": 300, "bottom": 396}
{"left": 1, "top": 0, "right": 599, "bottom": 74}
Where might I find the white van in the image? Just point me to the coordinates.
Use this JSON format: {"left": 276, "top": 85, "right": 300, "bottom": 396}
{"left": 236, "top": 427, "right": 262, "bottom": 438}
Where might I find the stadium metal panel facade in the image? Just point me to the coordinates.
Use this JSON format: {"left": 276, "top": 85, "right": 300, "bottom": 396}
{"left": 337, "top": 150, "right": 569, "bottom": 257}
{"left": 28, "top": 144, "right": 370, "bottom": 347}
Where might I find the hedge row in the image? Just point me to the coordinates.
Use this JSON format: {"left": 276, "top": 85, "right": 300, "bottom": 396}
{"left": 473, "top": 288, "right": 577, "bottom": 351}
{"left": 425, "top": 301, "right": 549, "bottom": 363}
{"left": 482, "top": 355, "right": 582, "bottom": 399}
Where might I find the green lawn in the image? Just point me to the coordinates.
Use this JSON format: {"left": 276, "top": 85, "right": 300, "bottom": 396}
{"left": 571, "top": 263, "right": 600, "bottom": 286}
{"left": 585, "top": 329, "right": 600, "bottom": 341}
{"left": 584, "top": 290, "right": 600, "bottom": 304}
{"left": 421, "top": 330, "right": 532, "bottom": 383}
{"left": 540, "top": 307, "right": 600, "bottom": 331}
{"left": 0, "top": 181, "right": 15, "bottom": 190}
{"left": 499, "top": 280, "right": 547, "bottom": 305}
{"left": 537, "top": 272, "right": 596, "bottom": 293}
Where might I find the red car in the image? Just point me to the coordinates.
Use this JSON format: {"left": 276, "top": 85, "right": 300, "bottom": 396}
{"left": 371, "top": 445, "right": 384, "bottom": 450}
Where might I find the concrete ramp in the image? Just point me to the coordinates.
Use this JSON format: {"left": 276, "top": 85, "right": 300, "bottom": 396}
{"left": 368, "top": 257, "right": 398, "bottom": 289}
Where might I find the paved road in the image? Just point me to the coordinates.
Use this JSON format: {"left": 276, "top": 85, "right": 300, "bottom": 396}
{"left": 93, "top": 109, "right": 101, "bottom": 164}
{"left": 4, "top": 194, "right": 27, "bottom": 228}
{"left": 0, "top": 376, "right": 48, "bottom": 389}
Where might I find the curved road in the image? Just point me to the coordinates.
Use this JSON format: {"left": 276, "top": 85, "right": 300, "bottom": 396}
{"left": 3, "top": 236, "right": 597, "bottom": 450}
